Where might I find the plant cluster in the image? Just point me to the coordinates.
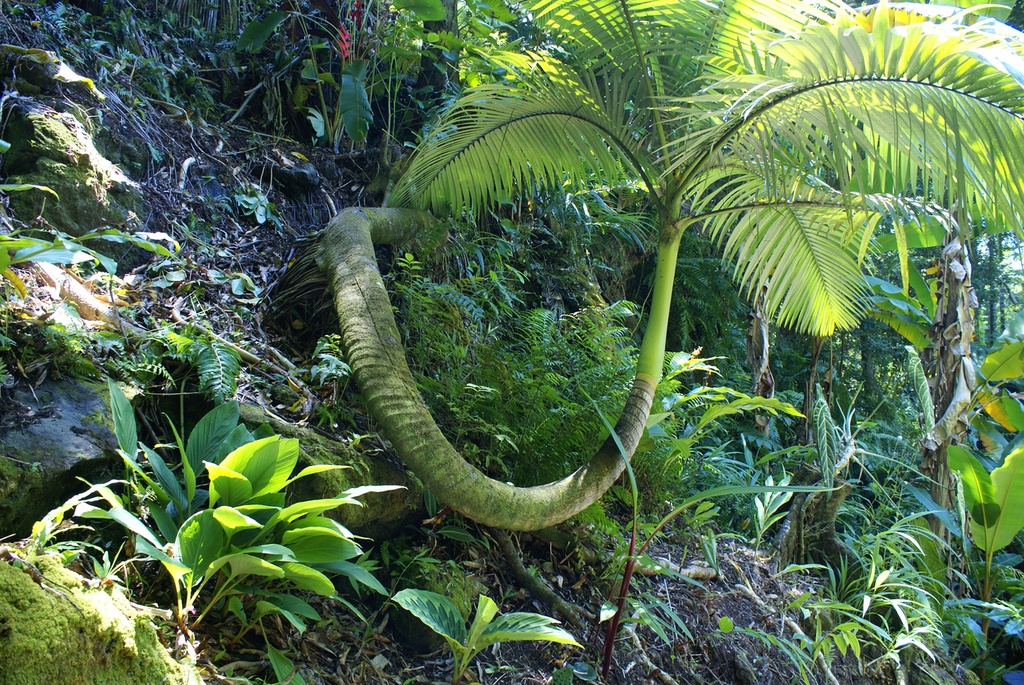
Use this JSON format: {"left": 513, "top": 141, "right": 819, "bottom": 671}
{"left": 87, "top": 382, "right": 395, "bottom": 631}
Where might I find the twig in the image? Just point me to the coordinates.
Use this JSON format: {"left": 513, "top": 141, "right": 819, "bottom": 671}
{"left": 227, "top": 82, "right": 264, "bottom": 124}
{"left": 634, "top": 555, "right": 717, "bottom": 580}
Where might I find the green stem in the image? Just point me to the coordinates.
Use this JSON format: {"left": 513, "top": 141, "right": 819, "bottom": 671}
{"left": 636, "top": 224, "right": 684, "bottom": 383}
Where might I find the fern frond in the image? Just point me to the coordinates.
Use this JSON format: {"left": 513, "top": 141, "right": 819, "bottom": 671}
{"left": 192, "top": 341, "right": 241, "bottom": 402}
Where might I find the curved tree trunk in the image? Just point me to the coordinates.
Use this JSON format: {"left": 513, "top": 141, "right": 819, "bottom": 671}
{"left": 316, "top": 207, "right": 677, "bottom": 530}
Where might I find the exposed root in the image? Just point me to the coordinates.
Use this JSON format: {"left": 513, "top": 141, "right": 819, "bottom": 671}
{"left": 491, "top": 528, "right": 589, "bottom": 630}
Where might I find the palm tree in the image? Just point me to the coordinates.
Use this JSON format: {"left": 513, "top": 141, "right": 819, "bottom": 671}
{"left": 315, "top": 0, "right": 1024, "bottom": 530}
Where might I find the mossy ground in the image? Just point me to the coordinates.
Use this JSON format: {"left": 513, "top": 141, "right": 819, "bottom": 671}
{"left": 0, "top": 555, "right": 200, "bottom": 685}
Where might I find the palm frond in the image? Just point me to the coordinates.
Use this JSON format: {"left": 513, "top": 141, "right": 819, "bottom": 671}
{"left": 686, "top": 163, "right": 952, "bottom": 335}
{"left": 390, "top": 56, "right": 653, "bottom": 214}
{"left": 668, "top": 4, "right": 1024, "bottom": 233}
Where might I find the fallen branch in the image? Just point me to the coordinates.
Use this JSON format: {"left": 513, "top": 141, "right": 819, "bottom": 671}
{"left": 33, "top": 262, "right": 144, "bottom": 336}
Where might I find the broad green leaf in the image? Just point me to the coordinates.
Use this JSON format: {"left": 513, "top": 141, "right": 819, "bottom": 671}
{"left": 267, "top": 644, "right": 301, "bottom": 684}
{"left": 216, "top": 424, "right": 255, "bottom": 462}
{"left": 982, "top": 341, "right": 1024, "bottom": 382}
{"left": 990, "top": 444, "right": 1024, "bottom": 551}
{"left": 949, "top": 445, "right": 998, "bottom": 550}
{"left": 107, "top": 381, "right": 137, "bottom": 458}
{"left": 218, "top": 436, "right": 282, "bottom": 496}
{"left": 281, "top": 562, "right": 335, "bottom": 595}
{"left": 392, "top": 589, "right": 467, "bottom": 644}
{"left": 212, "top": 506, "right": 262, "bottom": 534}
{"left": 316, "top": 559, "right": 387, "bottom": 596}
{"left": 105, "top": 507, "right": 163, "bottom": 548}
{"left": 339, "top": 61, "right": 373, "bottom": 145}
{"left": 237, "top": 11, "right": 289, "bottom": 52}
{"left": 978, "top": 389, "right": 1024, "bottom": 432}
{"left": 393, "top": 0, "right": 446, "bottom": 21}
{"left": 268, "top": 498, "right": 350, "bottom": 527}
{"left": 141, "top": 444, "right": 187, "bottom": 511}
{"left": 0, "top": 139, "right": 9, "bottom": 153}
{"left": 478, "top": 611, "right": 580, "bottom": 649}
{"left": 207, "top": 552, "right": 285, "bottom": 580}
{"left": 282, "top": 527, "right": 358, "bottom": 563}
{"left": 206, "top": 462, "right": 253, "bottom": 507}
{"left": 176, "top": 510, "right": 227, "bottom": 582}
{"left": 185, "top": 401, "right": 240, "bottom": 471}
{"left": 255, "top": 594, "right": 321, "bottom": 635}
{"left": 906, "top": 485, "right": 962, "bottom": 538}
{"left": 136, "top": 537, "right": 190, "bottom": 582}
{"left": 466, "top": 594, "right": 500, "bottom": 649}
{"left": 284, "top": 463, "right": 346, "bottom": 487}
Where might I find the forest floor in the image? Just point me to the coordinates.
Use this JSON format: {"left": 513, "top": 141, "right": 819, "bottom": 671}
{"left": 0, "top": 8, "right": 966, "bottom": 684}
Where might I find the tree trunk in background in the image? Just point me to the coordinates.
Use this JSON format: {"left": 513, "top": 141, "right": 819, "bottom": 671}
{"left": 799, "top": 336, "right": 826, "bottom": 444}
{"left": 416, "top": 0, "right": 459, "bottom": 102}
{"left": 747, "top": 286, "right": 775, "bottom": 436}
{"left": 920, "top": 230, "right": 977, "bottom": 537}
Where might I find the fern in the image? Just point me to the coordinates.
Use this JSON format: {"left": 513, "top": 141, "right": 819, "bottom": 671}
{"left": 192, "top": 340, "right": 240, "bottom": 402}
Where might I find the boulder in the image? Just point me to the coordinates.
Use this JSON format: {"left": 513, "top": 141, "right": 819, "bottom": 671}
{"left": 0, "top": 379, "right": 118, "bottom": 538}
{"left": 0, "top": 554, "right": 201, "bottom": 685}
{"left": 1, "top": 101, "right": 143, "bottom": 244}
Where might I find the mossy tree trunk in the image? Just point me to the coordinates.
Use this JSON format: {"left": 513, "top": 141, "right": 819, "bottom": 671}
{"left": 316, "top": 207, "right": 678, "bottom": 530}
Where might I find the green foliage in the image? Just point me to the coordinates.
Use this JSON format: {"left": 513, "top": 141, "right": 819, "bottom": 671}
{"left": 233, "top": 184, "right": 280, "bottom": 228}
{"left": 392, "top": 588, "right": 580, "bottom": 685}
{"left": 753, "top": 473, "right": 793, "bottom": 548}
{"left": 813, "top": 388, "right": 840, "bottom": 492}
{"left": 89, "top": 382, "right": 395, "bottom": 628}
{"left": 949, "top": 443, "right": 1024, "bottom": 555}
{"left": 0, "top": 227, "right": 175, "bottom": 298}
{"left": 391, "top": 250, "right": 637, "bottom": 484}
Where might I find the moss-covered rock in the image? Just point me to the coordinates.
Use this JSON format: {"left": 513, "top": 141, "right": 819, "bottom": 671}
{"left": 1, "top": 101, "right": 143, "bottom": 243}
{"left": 0, "top": 555, "right": 201, "bottom": 685}
{"left": 238, "top": 404, "right": 422, "bottom": 539}
{"left": 0, "top": 379, "right": 118, "bottom": 538}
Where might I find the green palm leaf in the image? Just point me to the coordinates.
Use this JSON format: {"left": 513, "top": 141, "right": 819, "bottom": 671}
{"left": 390, "top": 57, "right": 651, "bottom": 213}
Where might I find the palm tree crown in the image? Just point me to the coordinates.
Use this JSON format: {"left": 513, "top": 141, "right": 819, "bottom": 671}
{"left": 393, "top": 0, "right": 1024, "bottom": 339}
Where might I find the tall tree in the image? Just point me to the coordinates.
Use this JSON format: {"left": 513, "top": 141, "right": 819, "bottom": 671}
{"left": 317, "top": 0, "right": 1024, "bottom": 530}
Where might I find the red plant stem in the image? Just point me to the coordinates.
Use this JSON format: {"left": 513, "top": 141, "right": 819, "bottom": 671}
{"left": 601, "top": 529, "right": 638, "bottom": 678}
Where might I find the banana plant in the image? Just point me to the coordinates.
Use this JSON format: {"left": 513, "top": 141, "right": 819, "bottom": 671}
{"left": 392, "top": 588, "right": 580, "bottom": 685}
{"left": 948, "top": 440, "right": 1024, "bottom": 648}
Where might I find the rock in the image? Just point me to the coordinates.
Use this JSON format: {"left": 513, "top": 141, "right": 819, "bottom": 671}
{"left": 0, "top": 379, "right": 118, "bottom": 537}
{"left": 270, "top": 161, "right": 321, "bottom": 197}
{"left": 1, "top": 102, "right": 144, "bottom": 251}
{"left": 0, "top": 555, "right": 201, "bottom": 685}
